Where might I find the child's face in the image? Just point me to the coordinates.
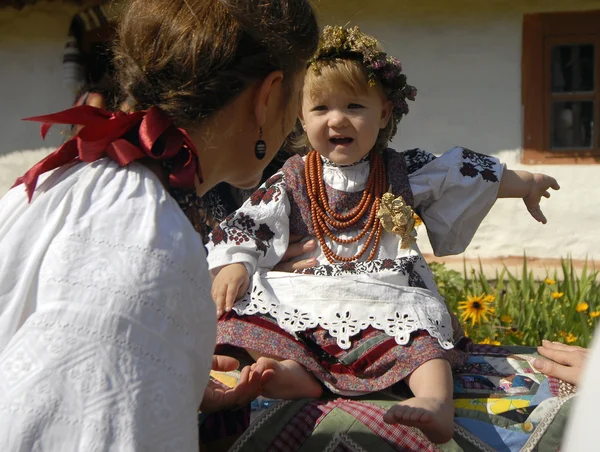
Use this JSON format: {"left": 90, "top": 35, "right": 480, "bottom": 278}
{"left": 300, "top": 81, "right": 392, "bottom": 165}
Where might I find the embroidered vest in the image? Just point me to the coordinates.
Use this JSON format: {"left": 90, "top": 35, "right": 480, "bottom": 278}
{"left": 282, "top": 149, "right": 414, "bottom": 236}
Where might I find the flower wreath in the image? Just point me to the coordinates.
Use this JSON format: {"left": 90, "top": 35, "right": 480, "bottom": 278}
{"left": 309, "top": 25, "right": 417, "bottom": 139}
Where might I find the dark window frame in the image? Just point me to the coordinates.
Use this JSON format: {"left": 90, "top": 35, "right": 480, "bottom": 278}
{"left": 522, "top": 10, "right": 600, "bottom": 164}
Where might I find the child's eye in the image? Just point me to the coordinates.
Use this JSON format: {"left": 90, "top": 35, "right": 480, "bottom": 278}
{"left": 312, "top": 105, "right": 328, "bottom": 112}
{"left": 348, "top": 103, "right": 365, "bottom": 109}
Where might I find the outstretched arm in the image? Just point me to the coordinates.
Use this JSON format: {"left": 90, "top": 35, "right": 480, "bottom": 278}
{"left": 497, "top": 170, "right": 560, "bottom": 224}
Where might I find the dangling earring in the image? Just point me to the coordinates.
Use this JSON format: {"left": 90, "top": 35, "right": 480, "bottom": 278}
{"left": 255, "top": 127, "right": 267, "bottom": 160}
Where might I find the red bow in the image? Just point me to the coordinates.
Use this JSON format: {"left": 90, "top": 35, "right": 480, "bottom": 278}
{"left": 13, "top": 105, "right": 203, "bottom": 201}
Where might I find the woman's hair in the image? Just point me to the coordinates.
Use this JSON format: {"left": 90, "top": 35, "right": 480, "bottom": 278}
{"left": 302, "top": 59, "right": 394, "bottom": 152}
{"left": 113, "top": 0, "right": 319, "bottom": 127}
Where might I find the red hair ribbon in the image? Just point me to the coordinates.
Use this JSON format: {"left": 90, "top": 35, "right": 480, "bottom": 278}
{"left": 13, "top": 105, "right": 203, "bottom": 201}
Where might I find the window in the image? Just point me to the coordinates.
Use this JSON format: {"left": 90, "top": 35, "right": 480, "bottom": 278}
{"left": 522, "top": 11, "right": 600, "bottom": 164}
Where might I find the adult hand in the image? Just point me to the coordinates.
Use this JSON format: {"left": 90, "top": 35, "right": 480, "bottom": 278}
{"left": 272, "top": 234, "right": 318, "bottom": 272}
{"left": 200, "top": 355, "right": 271, "bottom": 413}
{"left": 533, "top": 339, "right": 588, "bottom": 386}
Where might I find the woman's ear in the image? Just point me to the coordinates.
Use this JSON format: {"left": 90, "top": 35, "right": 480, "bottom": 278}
{"left": 254, "top": 70, "right": 285, "bottom": 128}
{"left": 380, "top": 99, "right": 394, "bottom": 129}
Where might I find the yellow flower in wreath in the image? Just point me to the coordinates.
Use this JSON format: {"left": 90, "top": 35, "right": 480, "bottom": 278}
{"left": 590, "top": 311, "right": 600, "bottom": 318}
{"left": 551, "top": 292, "right": 564, "bottom": 299}
{"left": 458, "top": 293, "right": 495, "bottom": 326}
{"left": 544, "top": 278, "right": 556, "bottom": 285}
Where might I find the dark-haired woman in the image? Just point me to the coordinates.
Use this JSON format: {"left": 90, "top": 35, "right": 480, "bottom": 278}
{"left": 0, "top": 0, "right": 318, "bottom": 449}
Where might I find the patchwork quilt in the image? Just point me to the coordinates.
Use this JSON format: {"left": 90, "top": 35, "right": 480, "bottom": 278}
{"left": 202, "top": 345, "right": 575, "bottom": 451}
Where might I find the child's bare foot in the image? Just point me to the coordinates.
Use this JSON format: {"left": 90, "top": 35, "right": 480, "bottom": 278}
{"left": 251, "top": 357, "right": 323, "bottom": 399}
{"left": 383, "top": 397, "right": 454, "bottom": 444}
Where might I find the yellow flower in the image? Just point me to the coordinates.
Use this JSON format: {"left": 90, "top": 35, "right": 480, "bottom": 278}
{"left": 558, "top": 331, "right": 568, "bottom": 338}
{"left": 458, "top": 294, "right": 495, "bottom": 326}
{"left": 565, "top": 333, "right": 578, "bottom": 344}
{"left": 551, "top": 292, "right": 564, "bottom": 299}
{"left": 545, "top": 278, "right": 556, "bottom": 285}
{"left": 479, "top": 337, "right": 502, "bottom": 346}
{"left": 576, "top": 302, "right": 589, "bottom": 313}
{"left": 500, "top": 315, "right": 513, "bottom": 323}
{"left": 590, "top": 311, "right": 600, "bottom": 318}
{"left": 512, "top": 330, "right": 525, "bottom": 339}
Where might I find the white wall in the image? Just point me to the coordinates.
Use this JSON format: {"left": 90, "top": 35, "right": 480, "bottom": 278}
{"left": 1, "top": 2, "right": 598, "bottom": 261}
{"left": 320, "top": 13, "right": 600, "bottom": 261}
{"left": 0, "top": 3, "right": 82, "bottom": 157}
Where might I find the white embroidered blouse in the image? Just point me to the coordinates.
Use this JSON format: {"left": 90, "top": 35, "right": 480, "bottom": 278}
{"left": 0, "top": 160, "right": 216, "bottom": 451}
{"left": 206, "top": 147, "right": 504, "bottom": 350}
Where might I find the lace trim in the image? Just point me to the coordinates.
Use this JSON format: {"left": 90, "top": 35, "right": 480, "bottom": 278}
{"left": 233, "top": 279, "right": 454, "bottom": 351}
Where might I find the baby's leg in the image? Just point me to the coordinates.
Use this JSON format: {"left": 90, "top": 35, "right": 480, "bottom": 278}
{"left": 247, "top": 350, "right": 323, "bottom": 400}
{"left": 383, "top": 358, "right": 454, "bottom": 444}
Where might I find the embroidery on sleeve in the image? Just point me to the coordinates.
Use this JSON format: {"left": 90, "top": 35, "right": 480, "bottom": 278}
{"left": 460, "top": 148, "right": 499, "bottom": 183}
{"left": 249, "top": 173, "right": 284, "bottom": 206}
{"left": 210, "top": 212, "right": 275, "bottom": 256}
{"left": 403, "top": 148, "right": 437, "bottom": 175}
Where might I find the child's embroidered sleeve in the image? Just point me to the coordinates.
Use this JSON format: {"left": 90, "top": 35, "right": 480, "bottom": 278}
{"left": 205, "top": 172, "right": 290, "bottom": 274}
{"left": 407, "top": 147, "right": 506, "bottom": 256}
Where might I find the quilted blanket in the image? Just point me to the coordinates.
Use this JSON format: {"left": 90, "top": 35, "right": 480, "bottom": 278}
{"left": 201, "top": 345, "right": 575, "bottom": 451}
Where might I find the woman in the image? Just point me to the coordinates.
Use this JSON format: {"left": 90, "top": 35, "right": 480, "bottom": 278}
{"left": 0, "top": 0, "right": 318, "bottom": 450}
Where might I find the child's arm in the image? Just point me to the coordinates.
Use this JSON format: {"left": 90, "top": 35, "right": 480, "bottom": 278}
{"left": 211, "top": 263, "right": 249, "bottom": 318}
{"left": 498, "top": 170, "right": 560, "bottom": 224}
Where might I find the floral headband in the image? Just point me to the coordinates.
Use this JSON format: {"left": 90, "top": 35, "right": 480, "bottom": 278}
{"left": 308, "top": 25, "right": 417, "bottom": 140}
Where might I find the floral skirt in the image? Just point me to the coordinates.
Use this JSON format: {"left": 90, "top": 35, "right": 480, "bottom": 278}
{"left": 216, "top": 312, "right": 470, "bottom": 394}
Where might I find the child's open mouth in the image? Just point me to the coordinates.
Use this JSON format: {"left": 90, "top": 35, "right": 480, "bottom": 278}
{"left": 329, "top": 137, "right": 354, "bottom": 145}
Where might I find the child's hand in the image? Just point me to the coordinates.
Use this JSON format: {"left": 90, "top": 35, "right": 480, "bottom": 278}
{"left": 523, "top": 173, "right": 560, "bottom": 224}
{"left": 211, "top": 263, "right": 250, "bottom": 318}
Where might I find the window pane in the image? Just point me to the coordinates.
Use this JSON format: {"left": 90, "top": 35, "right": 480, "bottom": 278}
{"left": 551, "top": 44, "right": 594, "bottom": 93}
{"left": 551, "top": 101, "right": 594, "bottom": 149}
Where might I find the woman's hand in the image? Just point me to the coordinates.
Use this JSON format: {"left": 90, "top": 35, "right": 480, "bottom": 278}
{"left": 533, "top": 340, "right": 588, "bottom": 385}
{"left": 200, "top": 355, "right": 270, "bottom": 413}
{"left": 272, "top": 235, "right": 318, "bottom": 272}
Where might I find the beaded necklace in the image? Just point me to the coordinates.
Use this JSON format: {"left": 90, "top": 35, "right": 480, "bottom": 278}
{"left": 305, "top": 150, "right": 386, "bottom": 263}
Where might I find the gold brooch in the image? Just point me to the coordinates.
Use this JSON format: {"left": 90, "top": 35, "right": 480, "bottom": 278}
{"left": 377, "top": 190, "right": 420, "bottom": 249}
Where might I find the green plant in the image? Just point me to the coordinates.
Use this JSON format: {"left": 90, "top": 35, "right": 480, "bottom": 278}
{"left": 431, "top": 258, "right": 599, "bottom": 347}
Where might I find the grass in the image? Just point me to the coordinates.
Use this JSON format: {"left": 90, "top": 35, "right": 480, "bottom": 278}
{"left": 432, "top": 257, "right": 599, "bottom": 347}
